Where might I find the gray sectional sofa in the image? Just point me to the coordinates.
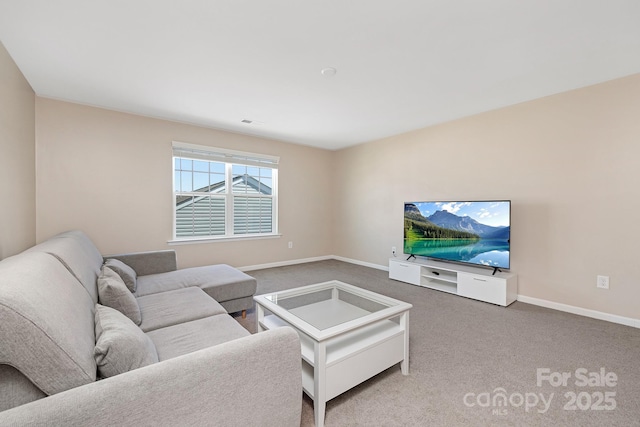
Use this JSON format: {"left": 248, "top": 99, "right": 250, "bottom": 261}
{"left": 0, "top": 230, "right": 302, "bottom": 426}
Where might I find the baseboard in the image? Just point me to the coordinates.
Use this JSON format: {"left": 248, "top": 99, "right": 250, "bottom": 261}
{"left": 517, "top": 295, "right": 640, "bottom": 329}
{"left": 239, "top": 255, "right": 333, "bottom": 272}
{"left": 331, "top": 255, "right": 389, "bottom": 271}
{"left": 240, "top": 255, "right": 388, "bottom": 273}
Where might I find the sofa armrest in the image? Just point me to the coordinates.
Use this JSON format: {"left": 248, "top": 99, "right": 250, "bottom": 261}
{"left": 0, "top": 328, "right": 302, "bottom": 426}
{"left": 103, "top": 250, "right": 177, "bottom": 276}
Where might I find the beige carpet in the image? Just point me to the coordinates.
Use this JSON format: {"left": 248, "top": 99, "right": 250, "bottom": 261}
{"left": 233, "top": 260, "right": 640, "bottom": 427}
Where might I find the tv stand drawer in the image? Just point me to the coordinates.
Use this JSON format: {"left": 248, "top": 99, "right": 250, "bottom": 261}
{"left": 458, "top": 273, "right": 509, "bottom": 306}
{"left": 389, "top": 260, "right": 420, "bottom": 285}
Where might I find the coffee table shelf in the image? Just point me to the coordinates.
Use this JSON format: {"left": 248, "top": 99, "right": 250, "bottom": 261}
{"left": 254, "top": 281, "right": 412, "bottom": 427}
{"left": 260, "top": 314, "right": 404, "bottom": 367}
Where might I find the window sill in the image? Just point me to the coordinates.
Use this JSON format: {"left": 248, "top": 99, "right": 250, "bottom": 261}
{"left": 167, "top": 233, "right": 282, "bottom": 245}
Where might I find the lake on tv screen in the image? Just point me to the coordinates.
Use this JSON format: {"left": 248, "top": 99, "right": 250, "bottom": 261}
{"left": 404, "top": 239, "right": 509, "bottom": 268}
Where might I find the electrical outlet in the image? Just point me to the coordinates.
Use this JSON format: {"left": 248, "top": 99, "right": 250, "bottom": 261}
{"left": 392, "top": 246, "right": 396, "bottom": 255}
{"left": 596, "top": 275, "right": 609, "bottom": 289}
{"left": 288, "top": 241, "right": 293, "bottom": 249}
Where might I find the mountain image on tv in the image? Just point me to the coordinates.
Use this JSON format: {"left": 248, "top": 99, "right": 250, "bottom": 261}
{"left": 404, "top": 201, "right": 510, "bottom": 269}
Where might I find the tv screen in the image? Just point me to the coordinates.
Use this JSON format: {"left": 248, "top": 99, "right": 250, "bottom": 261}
{"left": 404, "top": 200, "right": 511, "bottom": 270}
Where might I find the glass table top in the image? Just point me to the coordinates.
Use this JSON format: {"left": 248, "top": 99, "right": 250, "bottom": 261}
{"left": 260, "top": 281, "right": 401, "bottom": 331}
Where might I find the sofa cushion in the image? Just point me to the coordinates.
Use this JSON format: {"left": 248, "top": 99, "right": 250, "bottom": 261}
{"left": 135, "top": 264, "right": 257, "bottom": 304}
{"left": 104, "top": 258, "right": 137, "bottom": 292}
{"left": 98, "top": 266, "right": 141, "bottom": 325}
{"left": 94, "top": 304, "right": 158, "bottom": 378}
{"left": 137, "top": 287, "right": 227, "bottom": 332}
{"left": 146, "top": 315, "right": 250, "bottom": 361}
{"left": 103, "top": 250, "right": 177, "bottom": 276}
{"left": 25, "top": 230, "right": 104, "bottom": 303}
{"left": 0, "top": 252, "right": 97, "bottom": 396}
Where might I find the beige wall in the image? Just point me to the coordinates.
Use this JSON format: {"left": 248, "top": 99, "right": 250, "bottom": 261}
{"left": 35, "top": 98, "right": 334, "bottom": 268}
{"left": 333, "top": 73, "right": 640, "bottom": 320}
{"left": 0, "top": 42, "right": 35, "bottom": 259}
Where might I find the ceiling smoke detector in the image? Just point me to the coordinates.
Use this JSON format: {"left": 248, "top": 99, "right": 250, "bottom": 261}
{"left": 321, "top": 67, "right": 337, "bottom": 77}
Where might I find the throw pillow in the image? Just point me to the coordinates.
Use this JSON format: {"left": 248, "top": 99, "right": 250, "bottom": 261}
{"left": 94, "top": 304, "right": 158, "bottom": 378}
{"left": 97, "top": 266, "right": 142, "bottom": 325}
{"left": 104, "top": 258, "right": 137, "bottom": 293}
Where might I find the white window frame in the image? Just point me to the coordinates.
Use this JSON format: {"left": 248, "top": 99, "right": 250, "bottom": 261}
{"left": 170, "top": 141, "right": 279, "bottom": 243}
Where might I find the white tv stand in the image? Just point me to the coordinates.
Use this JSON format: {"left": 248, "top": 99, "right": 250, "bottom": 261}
{"left": 389, "top": 257, "right": 517, "bottom": 306}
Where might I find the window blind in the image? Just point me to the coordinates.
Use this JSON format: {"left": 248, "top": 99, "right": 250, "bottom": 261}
{"left": 172, "top": 141, "right": 279, "bottom": 169}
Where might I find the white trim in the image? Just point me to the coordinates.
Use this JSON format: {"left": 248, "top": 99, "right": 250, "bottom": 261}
{"left": 271, "top": 169, "right": 279, "bottom": 237}
{"left": 331, "top": 255, "right": 389, "bottom": 271}
{"left": 225, "top": 162, "right": 233, "bottom": 234}
{"left": 173, "top": 141, "right": 279, "bottom": 168}
{"left": 168, "top": 233, "right": 281, "bottom": 245}
{"left": 240, "top": 255, "right": 388, "bottom": 273}
{"left": 517, "top": 295, "right": 640, "bottom": 329}
{"left": 239, "top": 255, "right": 333, "bottom": 272}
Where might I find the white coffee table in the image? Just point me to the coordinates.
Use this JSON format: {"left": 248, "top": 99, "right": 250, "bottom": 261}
{"left": 254, "top": 280, "right": 412, "bottom": 427}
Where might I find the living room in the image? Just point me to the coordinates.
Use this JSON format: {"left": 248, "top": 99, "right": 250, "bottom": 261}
{"left": 1, "top": 2, "right": 639, "bottom": 426}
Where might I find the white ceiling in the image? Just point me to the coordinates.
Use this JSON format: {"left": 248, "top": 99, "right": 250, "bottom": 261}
{"left": 1, "top": 1, "right": 640, "bottom": 150}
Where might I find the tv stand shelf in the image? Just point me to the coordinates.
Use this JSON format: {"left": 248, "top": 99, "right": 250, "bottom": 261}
{"left": 389, "top": 258, "right": 517, "bottom": 306}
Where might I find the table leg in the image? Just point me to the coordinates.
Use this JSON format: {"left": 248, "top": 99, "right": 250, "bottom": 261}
{"left": 400, "top": 311, "right": 410, "bottom": 375}
{"left": 256, "top": 304, "right": 264, "bottom": 332}
{"left": 314, "top": 341, "right": 327, "bottom": 427}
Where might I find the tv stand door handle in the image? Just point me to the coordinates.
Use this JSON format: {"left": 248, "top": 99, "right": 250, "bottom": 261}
{"left": 473, "top": 278, "right": 487, "bottom": 282}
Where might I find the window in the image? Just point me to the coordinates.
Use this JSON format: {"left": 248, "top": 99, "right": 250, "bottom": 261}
{"left": 172, "top": 142, "right": 278, "bottom": 240}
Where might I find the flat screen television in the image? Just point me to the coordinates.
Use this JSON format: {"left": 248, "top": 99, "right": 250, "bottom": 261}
{"left": 404, "top": 200, "right": 511, "bottom": 271}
